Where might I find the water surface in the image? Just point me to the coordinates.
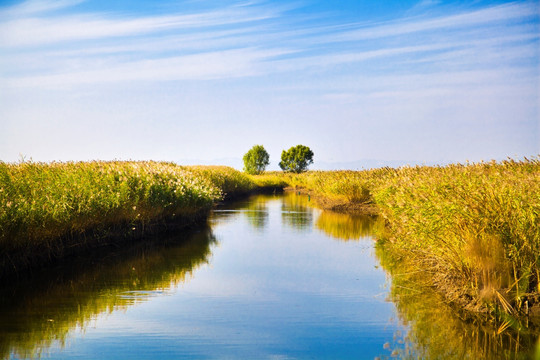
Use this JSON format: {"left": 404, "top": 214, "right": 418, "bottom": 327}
{"left": 1, "top": 192, "right": 537, "bottom": 359}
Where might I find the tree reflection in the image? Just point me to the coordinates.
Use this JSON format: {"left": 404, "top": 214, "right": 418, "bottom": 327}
{"left": 0, "top": 227, "right": 216, "bottom": 359}
{"left": 210, "top": 194, "right": 272, "bottom": 231}
{"left": 243, "top": 195, "right": 270, "bottom": 231}
{"left": 280, "top": 192, "right": 314, "bottom": 232}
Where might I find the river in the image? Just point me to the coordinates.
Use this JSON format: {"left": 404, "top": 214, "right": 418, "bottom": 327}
{"left": 0, "top": 192, "right": 537, "bottom": 359}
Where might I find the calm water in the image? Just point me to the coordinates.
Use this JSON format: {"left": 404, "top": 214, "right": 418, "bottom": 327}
{"left": 1, "top": 193, "right": 538, "bottom": 359}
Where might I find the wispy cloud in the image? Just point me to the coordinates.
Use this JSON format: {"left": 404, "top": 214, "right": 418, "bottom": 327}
{"left": 6, "top": 48, "right": 291, "bottom": 88}
{"left": 0, "top": 7, "right": 277, "bottom": 47}
{"left": 323, "top": 2, "right": 538, "bottom": 42}
{"left": 0, "top": 0, "right": 84, "bottom": 17}
{"left": 0, "top": 0, "right": 538, "bottom": 90}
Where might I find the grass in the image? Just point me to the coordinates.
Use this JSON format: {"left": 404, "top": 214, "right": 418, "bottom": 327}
{"left": 0, "top": 161, "right": 270, "bottom": 276}
{"left": 183, "top": 165, "right": 256, "bottom": 199}
{"left": 246, "top": 171, "right": 291, "bottom": 190}
{"left": 260, "top": 157, "right": 540, "bottom": 320}
{"left": 372, "top": 159, "right": 540, "bottom": 316}
{"left": 1, "top": 157, "right": 538, "bottom": 322}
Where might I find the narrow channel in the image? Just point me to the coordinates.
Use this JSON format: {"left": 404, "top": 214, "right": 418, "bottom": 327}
{"left": 0, "top": 192, "right": 536, "bottom": 359}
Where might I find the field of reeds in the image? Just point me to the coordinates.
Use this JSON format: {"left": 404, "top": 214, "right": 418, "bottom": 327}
{"left": 2, "top": 157, "right": 538, "bottom": 324}
{"left": 277, "top": 158, "right": 540, "bottom": 321}
{"left": 0, "top": 161, "right": 283, "bottom": 277}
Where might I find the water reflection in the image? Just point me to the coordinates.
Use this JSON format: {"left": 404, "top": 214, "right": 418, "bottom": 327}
{"left": 273, "top": 192, "right": 540, "bottom": 359}
{"left": 0, "top": 228, "right": 216, "bottom": 359}
{"left": 2, "top": 192, "right": 538, "bottom": 359}
{"left": 280, "top": 191, "right": 314, "bottom": 232}
{"left": 211, "top": 194, "right": 275, "bottom": 230}
{"left": 316, "top": 211, "right": 383, "bottom": 241}
{"left": 242, "top": 195, "right": 270, "bottom": 230}
{"left": 375, "top": 243, "right": 540, "bottom": 360}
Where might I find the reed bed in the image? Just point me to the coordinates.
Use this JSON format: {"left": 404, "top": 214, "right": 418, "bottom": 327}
{"left": 247, "top": 171, "right": 291, "bottom": 190}
{"left": 274, "top": 158, "right": 540, "bottom": 318}
{"left": 0, "top": 161, "right": 219, "bottom": 244}
{"left": 183, "top": 165, "right": 256, "bottom": 199}
{"left": 0, "top": 161, "right": 261, "bottom": 275}
{"left": 373, "top": 159, "right": 540, "bottom": 316}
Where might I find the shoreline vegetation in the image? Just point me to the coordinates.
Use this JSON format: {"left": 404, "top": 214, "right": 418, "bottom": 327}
{"left": 1, "top": 158, "right": 539, "bottom": 329}
{"left": 0, "top": 161, "right": 280, "bottom": 278}
{"left": 284, "top": 158, "right": 540, "bottom": 330}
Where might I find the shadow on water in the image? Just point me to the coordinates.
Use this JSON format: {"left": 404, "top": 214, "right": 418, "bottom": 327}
{"left": 0, "top": 226, "right": 216, "bottom": 359}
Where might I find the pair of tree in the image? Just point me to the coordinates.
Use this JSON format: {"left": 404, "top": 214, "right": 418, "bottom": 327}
{"left": 243, "top": 144, "right": 314, "bottom": 174}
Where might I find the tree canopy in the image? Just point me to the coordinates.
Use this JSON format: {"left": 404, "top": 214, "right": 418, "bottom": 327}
{"left": 279, "top": 145, "right": 314, "bottom": 173}
{"left": 243, "top": 145, "right": 270, "bottom": 175}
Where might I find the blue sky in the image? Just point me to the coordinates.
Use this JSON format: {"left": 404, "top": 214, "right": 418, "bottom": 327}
{"left": 0, "top": 0, "right": 538, "bottom": 169}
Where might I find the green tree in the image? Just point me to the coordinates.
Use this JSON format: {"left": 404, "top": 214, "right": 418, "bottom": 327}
{"left": 279, "top": 145, "right": 314, "bottom": 173}
{"left": 243, "top": 145, "right": 270, "bottom": 175}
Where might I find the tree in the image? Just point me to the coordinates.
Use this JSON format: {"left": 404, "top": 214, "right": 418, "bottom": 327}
{"left": 243, "top": 145, "right": 270, "bottom": 175}
{"left": 279, "top": 145, "right": 314, "bottom": 173}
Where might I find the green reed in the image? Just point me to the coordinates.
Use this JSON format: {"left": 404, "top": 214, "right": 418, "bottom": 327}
{"left": 0, "top": 161, "right": 222, "bottom": 246}
{"left": 0, "top": 161, "right": 267, "bottom": 276}
{"left": 183, "top": 165, "right": 256, "bottom": 198}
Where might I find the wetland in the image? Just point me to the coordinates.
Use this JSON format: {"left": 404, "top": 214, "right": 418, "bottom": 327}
{"left": 1, "top": 192, "right": 537, "bottom": 359}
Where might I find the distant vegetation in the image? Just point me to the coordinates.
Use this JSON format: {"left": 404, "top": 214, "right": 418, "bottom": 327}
{"left": 243, "top": 145, "right": 270, "bottom": 175}
{"left": 279, "top": 145, "right": 314, "bottom": 173}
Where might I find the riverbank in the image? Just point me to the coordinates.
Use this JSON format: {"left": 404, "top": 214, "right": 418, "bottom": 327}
{"left": 2, "top": 158, "right": 538, "bottom": 327}
{"left": 1, "top": 189, "right": 537, "bottom": 359}
{"left": 275, "top": 158, "right": 540, "bottom": 326}
{"left": 0, "top": 161, "right": 282, "bottom": 278}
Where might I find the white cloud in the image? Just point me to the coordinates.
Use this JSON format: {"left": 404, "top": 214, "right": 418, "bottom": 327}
{"left": 326, "top": 2, "right": 538, "bottom": 42}
{"left": 0, "top": 10, "right": 276, "bottom": 47}
{"left": 0, "top": 0, "right": 537, "bottom": 163}
{"left": 1, "top": 0, "right": 536, "bottom": 88}
{"left": 0, "top": 0, "right": 84, "bottom": 17}
{"left": 5, "top": 48, "right": 292, "bottom": 88}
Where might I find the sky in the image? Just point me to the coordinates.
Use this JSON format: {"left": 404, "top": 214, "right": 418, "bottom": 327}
{"left": 0, "top": 0, "right": 539, "bottom": 169}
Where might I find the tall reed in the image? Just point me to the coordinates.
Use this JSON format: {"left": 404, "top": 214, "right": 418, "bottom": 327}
{"left": 272, "top": 158, "right": 540, "bottom": 317}
{"left": 0, "top": 161, "right": 268, "bottom": 275}
{"left": 183, "top": 165, "right": 256, "bottom": 198}
{"left": 0, "top": 161, "right": 220, "bottom": 246}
